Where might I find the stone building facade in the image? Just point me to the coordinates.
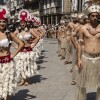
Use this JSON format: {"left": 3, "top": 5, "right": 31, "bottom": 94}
{"left": 39, "top": 0, "right": 71, "bottom": 25}
{"left": 6, "top": 0, "right": 40, "bottom": 18}
{"left": 71, "top": 0, "right": 93, "bottom": 13}
{"left": 24, "top": 0, "right": 39, "bottom": 16}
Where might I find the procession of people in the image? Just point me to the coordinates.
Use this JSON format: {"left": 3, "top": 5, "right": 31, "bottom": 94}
{"left": 57, "top": 2, "right": 100, "bottom": 100}
{"left": 0, "top": 6, "right": 45, "bottom": 100}
{"left": 0, "top": 0, "right": 100, "bottom": 100}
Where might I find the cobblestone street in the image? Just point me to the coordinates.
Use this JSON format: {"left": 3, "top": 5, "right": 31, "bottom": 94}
{"left": 11, "top": 38, "right": 95, "bottom": 100}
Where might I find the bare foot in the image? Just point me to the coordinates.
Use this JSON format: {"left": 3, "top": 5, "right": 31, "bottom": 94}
{"left": 18, "top": 79, "right": 25, "bottom": 86}
{"left": 70, "top": 68, "right": 73, "bottom": 73}
{"left": 24, "top": 82, "right": 29, "bottom": 86}
{"left": 64, "top": 61, "right": 70, "bottom": 65}
{"left": 60, "top": 57, "right": 65, "bottom": 60}
{"left": 58, "top": 55, "right": 61, "bottom": 57}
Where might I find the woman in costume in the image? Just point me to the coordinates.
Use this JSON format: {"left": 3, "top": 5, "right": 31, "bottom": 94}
{"left": 31, "top": 16, "right": 45, "bottom": 56}
{"left": 0, "top": 6, "right": 24, "bottom": 100}
{"left": 14, "top": 9, "right": 40, "bottom": 86}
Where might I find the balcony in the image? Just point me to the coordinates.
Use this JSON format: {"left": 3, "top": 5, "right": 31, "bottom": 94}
{"left": 51, "top": 2, "right": 55, "bottom": 7}
{"left": 43, "top": 9, "right": 47, "bottom": 15}
{"left": 47, "top": 4, "right": 51, "bottom": 8}
{"left": 56, "top": 7, "right": 62, "bottom": 14}
{"left": 51, "top": 7, "right": 56, "bottom": 14}
{"left": 46, "top": 8, "right": 51, "bottom": 14}
{"left": 55, "top": 2, "right": 62, "bottom": 7}
{"left": 43, "top": 5, "right": 47, "bottom": 9}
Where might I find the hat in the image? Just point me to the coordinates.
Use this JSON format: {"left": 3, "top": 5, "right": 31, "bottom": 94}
{"left": 60, "top": 20, "right": 65, "bottom": 24}
{"left": 18, "top": 9, "right": 29, "bottom": 22}
{"left": 81, "top": 15, "right": 88, "bottom": 20}
{"left": 85, "top": 4, "right": 100, "bottom": 15}
{"left": 71, "top": 13, "right": 78, "bottom": 18}
{"left": 0, "top": 6, "right": 9, "bottom": 21}
{"left": 77, "top": 13, "right": 85, "bottom": 19}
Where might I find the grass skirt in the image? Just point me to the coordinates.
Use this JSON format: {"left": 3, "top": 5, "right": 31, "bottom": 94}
{"left": 0, "top": 61, "right": 17, "bottom": 100}
{"left": 76, "top": 54, "right": 100, "bottom": 89}
{"left": 14, "top": 51, "right": 39, "bottom": 80}
{"left": 61, "top": 38, "right": 67, "bottom": 49}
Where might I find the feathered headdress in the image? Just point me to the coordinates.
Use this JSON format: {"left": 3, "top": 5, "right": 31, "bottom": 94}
{"left": 0, "top": 6, "right": 9, "bottom": 21}
{"left": 85, "top": 4, "right": 100, "bottom": 15}
{"left": 18, "top": 9, "right": 29, "bottom": 22}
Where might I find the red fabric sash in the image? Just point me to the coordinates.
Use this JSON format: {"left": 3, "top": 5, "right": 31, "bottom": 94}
{"left": 0, "top": 54, "right": 11, "bottom": 63}
{"left": 21, "top": 47, "right": 32, "bottom": 52}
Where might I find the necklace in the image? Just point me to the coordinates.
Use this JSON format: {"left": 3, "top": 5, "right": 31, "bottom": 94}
{"left": 87, "top": 26, "right": 98, "bottom": 36}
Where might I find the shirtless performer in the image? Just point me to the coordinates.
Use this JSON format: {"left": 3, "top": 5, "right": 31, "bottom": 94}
{"left": 70, "top": 14, "right": 89, "bottom": 85}
{"left": 64, "top": 15, "right": 79, "bottom": 65}
{"left": 77, "top": 4, "right": 100, "bottom": 100}
{"left": 60, "top": 21, "right": 69, "bottom": 61}
{"left": 60, "top": 21, "right": 68, "bottom": 60}
{"left": 57, "top": 20, "right": 66, "bottom": 59}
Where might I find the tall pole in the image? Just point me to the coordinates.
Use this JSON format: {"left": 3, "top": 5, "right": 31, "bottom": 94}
{"left": 62, "top": 0, "right": 64, "bottom": 13}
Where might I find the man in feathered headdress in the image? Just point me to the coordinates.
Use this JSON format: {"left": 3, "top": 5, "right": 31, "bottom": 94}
{"left": 77, "top": 4, "right": 100, "bottom": 100}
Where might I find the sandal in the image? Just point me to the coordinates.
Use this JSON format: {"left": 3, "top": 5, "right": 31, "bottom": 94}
{"left": 70, "top": 69, "right": 73, "bottom": 73}
{"left": 24, "top": 82, "right": 29, "bottom": 86}
{"left": 71, "top": 81, "right": 76, "bottom": 85}
{"left": 60, "top": 57, "right": 65, "bottom": 60}
{"left": 64, "top": 61, "right": 70, "bottom": 64}
{"left": 58, "top": 55, "right": 61, "bottom": 57}
{"left": 18, "top": 79, "right": 25, "bottom": 86}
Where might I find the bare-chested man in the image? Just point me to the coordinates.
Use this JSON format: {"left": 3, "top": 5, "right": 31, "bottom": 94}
{"left": 70, "top": 14, "right": 89, "bottom": 85}
{"left": 57, "top": 20, "right": 66, "bottom": 59}
{"left": 77, "top": 5, "right": 100, "bottom": 100}
{"left": 64, "top": 15, "right": 79, "bottom": 69}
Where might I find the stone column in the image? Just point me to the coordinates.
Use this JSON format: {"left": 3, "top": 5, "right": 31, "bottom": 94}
{"left": 47, "top": 16, "right": 49, "bottom": 25}
{"left": 51, "top": 16, "right": 53, "bottom": 25}
{"left": 56, "top": 15, "right": 58, "bottom": 25}
{"left": 43, "top": 17, "right": 45, "bottom": 24}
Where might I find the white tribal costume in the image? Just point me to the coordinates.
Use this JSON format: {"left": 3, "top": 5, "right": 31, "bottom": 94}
{"left": 32, "top": 16, "right": 44, "bottom": 58}
{"left": 0, "top": 57, "right": 17, "bottom": 100}
{"left": 0, "top": 6, "right": 17, "bottom": 100}
{"left": 14, "top": 10, "right": 39, "bottom": 80}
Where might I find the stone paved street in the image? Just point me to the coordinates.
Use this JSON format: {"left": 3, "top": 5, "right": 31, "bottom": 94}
{"left": 11, "top": 38, "right": 95, "bottom": 100}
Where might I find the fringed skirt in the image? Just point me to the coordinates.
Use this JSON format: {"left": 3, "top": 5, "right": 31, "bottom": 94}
{"left": 0, "top": 57, "right": 17, "bottom": 99}
{"left": 14, "top": 49, "right": 39, "bottom": 80}
{"left": 76, "top": 53, "right": 100, "bottom": 89}
{"left": 61, "top": 37, "right": 67, "bottom": 49}
{"left": 33, "top": 38, "right": 43, "bottom": 57}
